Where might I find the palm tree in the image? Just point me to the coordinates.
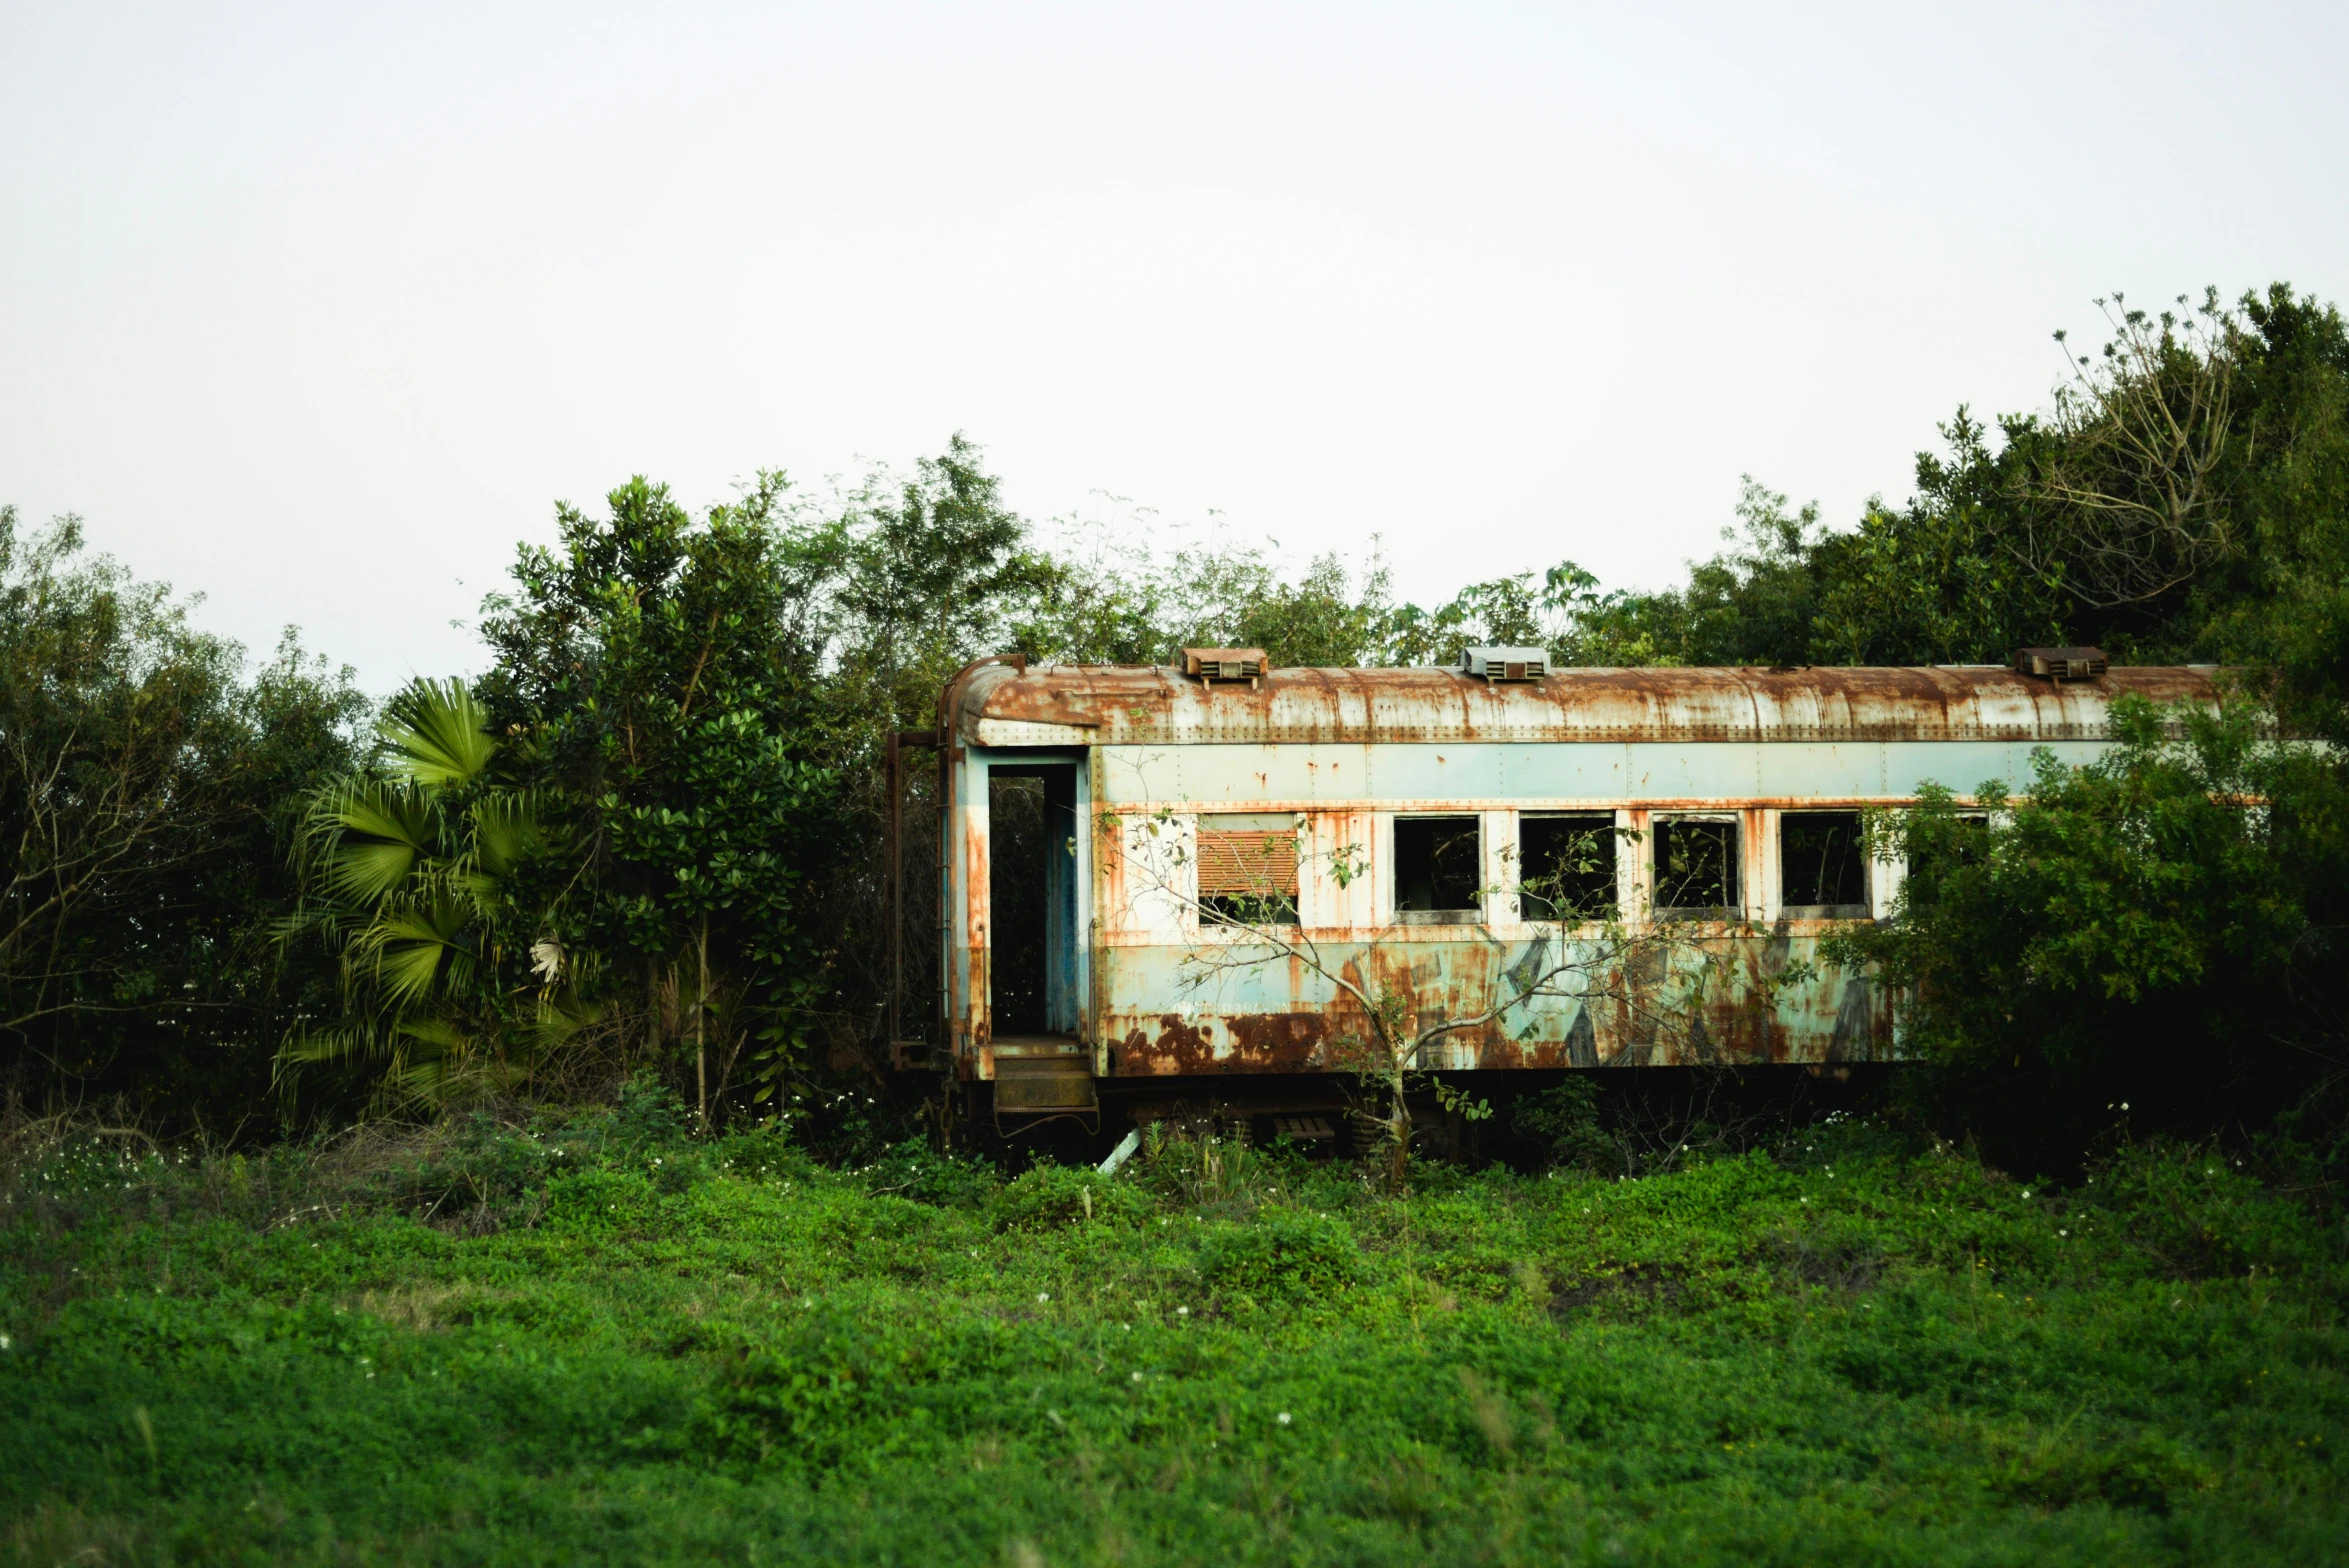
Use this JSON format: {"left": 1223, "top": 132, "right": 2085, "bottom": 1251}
{"left": 277, "top": 678, "right": 573, "bottom": 1104}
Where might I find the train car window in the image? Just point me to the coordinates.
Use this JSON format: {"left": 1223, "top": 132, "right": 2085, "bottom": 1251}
{"left": 1654, "top": 818, "right": 1738, "bottom": 915}
{"left": 1519, "top": 813, "right": 1617, "bottom": 922}
{"left": 1394, "top": 815, "right": 1482, "bottom": 921}
{"left": 1196, "top": 813, "right": 1300, "bottom": 925}
{"left": 1779, "top": 811, "right": 1870, "bottom": 916}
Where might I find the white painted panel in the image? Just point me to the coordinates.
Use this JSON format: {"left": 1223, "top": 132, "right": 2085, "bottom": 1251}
{"left": 1497, "top": 743, "right": 1631, "bottom": 800}
{"left": 1298, "top": 808, "right": 1380, "bottom": 929}
{"left": 1878, "top": 739, "right": 2105, "bottom": 800}
{"left": 1095, "top": 745, "right": 1186, "bottom": 805}
{"left": 1105, "top": 811, "right": 1193, "bottom": 941}
{"left": 1624, "top": 743, "right": 1762, "bottom": 801}
{"left": 1482, "top": 809, "right": 1515, "bottom": 925}
{"left": 1880, "top": 741, "right": 2017, "bottom": 798}
{"left": 1366, "top": 744, "right": 1507, "bottom": 801}
{"left": 1178, "top": 743, "right": 1355, "bottom": 804}
{"left": 1100, "top": 743, "right": 1377, "bottom": 804}
{"left": 1754, "top": 742, "right": 1884, "bottom": 799}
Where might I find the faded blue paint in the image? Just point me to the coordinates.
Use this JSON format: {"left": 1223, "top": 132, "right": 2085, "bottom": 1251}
{"left": 935, "top": 662, "right": 2223, "bottom": 1081}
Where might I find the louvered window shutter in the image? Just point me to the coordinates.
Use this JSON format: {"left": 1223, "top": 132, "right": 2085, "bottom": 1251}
{"left": 1196, "top": 830, "right": 1299, "bottom": 897}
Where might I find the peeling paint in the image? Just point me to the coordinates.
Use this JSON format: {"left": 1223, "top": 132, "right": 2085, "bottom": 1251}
{"left": 934, "top": 660, "right": 2214, "bottom": 1084}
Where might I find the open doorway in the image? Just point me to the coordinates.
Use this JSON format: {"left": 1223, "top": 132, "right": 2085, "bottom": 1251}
{"left": 987, "top": 762, "right": 1079, "bottom": 1038}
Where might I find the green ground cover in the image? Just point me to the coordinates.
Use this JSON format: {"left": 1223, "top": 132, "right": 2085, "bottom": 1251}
{"left": 3, "top": 1095, "right": 2344, "bottom": 1566}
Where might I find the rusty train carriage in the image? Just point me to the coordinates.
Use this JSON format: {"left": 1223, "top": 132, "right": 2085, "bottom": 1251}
{"left": 908, "top": 654, "right": 2220, "bottom": 1123}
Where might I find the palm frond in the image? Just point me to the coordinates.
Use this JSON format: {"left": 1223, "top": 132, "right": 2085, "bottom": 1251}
{"left": 277, "top": 1021, "right": 393, "bottom": 1068}
{"left": 470, "top": 789, "right": 552, "bottom": 876}
{"left": 295, "top": 779, "right": 440, "bottom": 904}
{"left": 380, "top": 677, "right": 497, "bottom": 788}
{"left": 368, "top": 899, "right": 475, "bottom": 1007}
{"left": 324, "top": 840, "right": 428, "bottom": 905}
{"left": 528, "top": 989, "right": 604, "bottom": 1053}
{"left": 322, "top": 779, "right": 439, "bottom": 852}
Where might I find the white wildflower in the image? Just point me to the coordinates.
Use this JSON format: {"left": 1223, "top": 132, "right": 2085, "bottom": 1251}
{"left": 1278, "top": 1412, "right": 1292, "bottom": 1425}
{"left": 529, "top": 940, "right": 564, "bottom": 983}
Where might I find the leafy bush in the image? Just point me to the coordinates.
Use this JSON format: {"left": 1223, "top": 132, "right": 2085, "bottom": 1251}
{"left": 1513, "top": 1078, "right": 1617, "bottom": 1173}
{"left": 1993, "top": 1430, "right": 2214, "bottom": 1514}
{"left": 5, "top": 1118, "right": 2346, "bottom": 1563}
{"left": 2080, "top": 1139, "right": 2342, "bottom": 1285}
{"left": 1197, "top": 1207, "right": 1359, "bottom": 1300}
{"left": 1830, "top": 700, "right": 2349, "bottom": 1171}
{"left": 990, "top": 1162, "right": 1152, "bottom": 1231}
{"left": 863, "top": 1138, "right": 999, "bottom": 1209}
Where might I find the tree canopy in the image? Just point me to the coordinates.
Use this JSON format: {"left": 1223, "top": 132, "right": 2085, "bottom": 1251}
{"left": 4, "top": 283, "right": 2346, "bottom": 1164}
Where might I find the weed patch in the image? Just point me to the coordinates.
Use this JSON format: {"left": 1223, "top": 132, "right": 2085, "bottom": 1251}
{"left": 2, "top": 1107, "right": 2345, "bottom": 1565}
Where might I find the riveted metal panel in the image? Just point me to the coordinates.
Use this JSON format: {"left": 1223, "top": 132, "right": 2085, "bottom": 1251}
{"left": 947, "top": 661, "right": 2221, "bottom": 749}
{"left": 935, "top": 658, "right": 2226, "bottom": 1085}
{"left": 975, "top": 719, "right": 1097, "bottom": 746}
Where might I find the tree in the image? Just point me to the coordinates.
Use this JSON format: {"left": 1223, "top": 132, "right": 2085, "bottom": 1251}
{"left": 1824, "top": 697, "right": 2349, "bottom": 1169}
{"left": 0, "top": 509, "right": 366, "bottom": 1124}
{"left": 475, "top": 473, "right": 841, "bottom": 1119}
{"left": 277, "top": 680, "right": 567, "bottom": 1105}
{"left": 2025, "top": 290, "right": 2244, "bottom": 614}
{"left": 2197, "top": 286, "right": 2349, "bottom": 744}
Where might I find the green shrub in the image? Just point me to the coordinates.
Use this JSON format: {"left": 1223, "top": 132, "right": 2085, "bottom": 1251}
{"left": 1994, "top": 1429, "right": 2214, "bottom": 1514}
{"left": 1514, "top": 1078, "right": 1618, "bottom": 1173}
{"left": 863, "top": 1138, "right": 999, "bottom": 1209}
{"left": 2082, "top": 1139, "right": 2341, "bottom": 1284}
{"left": 1198, "top": 1207, "right": 1359, "bottom": 1299}
{"left": 991, "top": 1163, "right": 1153, "bottom": 1231}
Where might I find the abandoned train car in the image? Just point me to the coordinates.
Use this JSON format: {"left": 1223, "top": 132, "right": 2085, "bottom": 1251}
{"left": 903, "top": 649, "right": 2219, "bottom": 1125}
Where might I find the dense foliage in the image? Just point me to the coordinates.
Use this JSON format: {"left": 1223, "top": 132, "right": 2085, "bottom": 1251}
{"left": 1, "top": 282, "right": 2346, "bottom": 1167}
{"left": 5, "top": 1101, "right": 2344, "bottom": 1565}
{"left": 1827, "top": 700, "right": 2349, "bottom": 1173}
{"left": 6, "top": 280, "right": 2349, "bottom": 1563}
{"left": 0, "top": 511, "right": 365, "bottom": 1127}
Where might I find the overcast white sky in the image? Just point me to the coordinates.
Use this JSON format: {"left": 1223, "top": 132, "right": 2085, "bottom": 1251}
{"left": 3, "top": 1, "right": 2343, "bottom": 690}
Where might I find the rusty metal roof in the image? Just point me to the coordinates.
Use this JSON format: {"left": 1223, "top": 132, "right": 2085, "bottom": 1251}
{"left": 946, "top": 661, "right": 2226, "bottom": 747}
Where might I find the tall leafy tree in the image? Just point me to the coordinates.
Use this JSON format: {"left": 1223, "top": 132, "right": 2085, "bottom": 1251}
{"left": 476, "top": 473, "right": 841, "bottom": 1118}
{"left": 1826, "top": 698, "right": 2349, "bottom": 1168}
{"left": 0, "top": 509, "right": 365, "bottom": 1125}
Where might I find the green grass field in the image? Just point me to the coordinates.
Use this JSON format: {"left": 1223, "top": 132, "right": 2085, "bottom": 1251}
{"left": 3, "top": 1091, "right": 2345, "bottom": 1566}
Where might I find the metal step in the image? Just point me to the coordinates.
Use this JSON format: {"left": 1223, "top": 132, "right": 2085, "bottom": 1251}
{"left": 993, "top": 1055, "right": 1098, "bottom": 1113}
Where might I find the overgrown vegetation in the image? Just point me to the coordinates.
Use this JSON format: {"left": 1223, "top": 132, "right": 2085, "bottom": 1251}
{"left": 4, "top": 285, "right": 2346, "bottom": 1165}
{"left": 3, "top": 1094, "right": 2343, "bottom": 1565}
{"left": 4, "top": 281, "right": 2349, "bottom": 1553}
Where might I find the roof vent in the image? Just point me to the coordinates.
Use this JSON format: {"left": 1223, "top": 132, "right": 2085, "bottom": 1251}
{"left": 1461, "top": 646, "right": 1549, "bottom": 682}
{"left": 2013, "top": 646, "right": 2108, "bottom": 682}
{"left": 1183, "top": 647, "right": 1268, "bottom": 685}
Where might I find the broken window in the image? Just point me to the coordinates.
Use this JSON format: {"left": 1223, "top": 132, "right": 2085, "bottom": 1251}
{"left": 1779, "top": 811, "right": 1869, "bottom": 915}
{"left": 1518, "top": 813, "right": 1617, "bottom": 922}
{"left": 1196, "top": 813, "right": 1300, "bottom": 925}
{"left": 1653, "top": 817, "right": 1738, "bottom": 915}
{"left": 1394, "top": 815, "right": 1482, "bottom": 921}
